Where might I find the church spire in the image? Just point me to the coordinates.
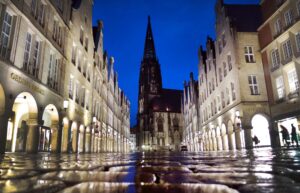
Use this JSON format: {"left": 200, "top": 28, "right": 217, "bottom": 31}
{"left": 143, "top": 16, "right": 157, "bottom": 60}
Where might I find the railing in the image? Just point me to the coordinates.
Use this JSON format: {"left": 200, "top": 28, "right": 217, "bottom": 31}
{"left": 288, "top": 90, "right": 299, "bottom": 99}
{"left": 270, "top": 63, "right": 280, "bottom": 72}
{"left": 275, "top": 97, "right": 285, "bottom": 104}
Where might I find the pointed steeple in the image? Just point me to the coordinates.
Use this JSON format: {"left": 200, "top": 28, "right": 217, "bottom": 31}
{"left": 143, "top": 16, "right": 157, "bottom": 60}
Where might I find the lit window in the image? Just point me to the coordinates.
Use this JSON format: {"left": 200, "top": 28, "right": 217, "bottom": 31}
{"left": 244, "top": 46, "right": 255, "bottom": 63}
{"left": 0, "top": 11, "right": 13, "bottom": 58}
{"left": 226, "top": 87, "right": 230, "bottom": 104}
{"left": 296, "top": 33, "right": 300, "bottom": 51}
{"left": 223, "top": 62, "right": 227, "bottom": 77}
{"left": 231, "top": 82, "right": 236, "bottom": 101}
{"left": 23, "top": 32, "right": 32, "bottom": 70}
{"left": 68, "top": 76, "right": 73, "bottom": 99}
{"left": 31, "top": 0, "right": 37, "bottom": 15}
{"left": 32, "top": 40, "right": 40, "bottom": 77}
{"left": 222, "top": 33, "right": 226, "bottom": 47}
{"left": 276, "top": 76, "right": 285, "bottom": 99}
{"left": 282, "top": 39, "right": 293, "bottom": 59}
{"left": 284, "top": 9, "right": 293, "bottom": 27}
{"left": 71, "top": 44, "right": 76, "bottom": 64}
{"left": 227, "top": 54, "right": 232, "bottom": 71}
{"left": 271, "top": 49, "right": 280, "bottom": 68}
{"left": 287, "top": 69, "right": 299, "bottom": 92}
{"left": 297, "top": 1, "right": 300, "bottom": 16}
{"left": 80, "top": 27, "right": 84, "bottom": 44}
{"left": 274, "top": 18, "right": 282, "bottom": 35}
{"left": 248, "top": 75, "right": 259, "bottom": 95}
{"left": 221, "top": 91, "right": 225, "bottom": 108}
{"left": 37, "top": 3, "right": 45, "bottom": 26}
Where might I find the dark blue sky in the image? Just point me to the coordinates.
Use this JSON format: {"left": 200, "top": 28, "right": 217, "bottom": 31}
{"left": 92, "top": 0, "right": 260, "bottom": 126}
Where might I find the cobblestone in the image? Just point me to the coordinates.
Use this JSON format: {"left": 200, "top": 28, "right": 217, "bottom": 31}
{"left": 0, "top": 148, "right": 300, "bottom": 193}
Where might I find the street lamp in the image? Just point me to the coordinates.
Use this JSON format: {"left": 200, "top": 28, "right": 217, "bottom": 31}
{"left": 63, "top": 100, "right": 69, "bottom": 111}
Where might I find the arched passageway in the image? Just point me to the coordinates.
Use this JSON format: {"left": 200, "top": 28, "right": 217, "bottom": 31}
{"left": 6, "top": 92, "right": 38, "bottom": 152}
{"left": 41, "top": 104, "right": 59, "bottom": 152}
{"left": 221, "top": 123, "right": 228, "bottom": 150}
{"left": 251, "top": 114, "right": 271, "bottom": 147}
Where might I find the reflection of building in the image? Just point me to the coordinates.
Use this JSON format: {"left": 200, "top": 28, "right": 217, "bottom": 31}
{"left": 183, "top": 0, "right": 275, "bottom": 152}
{"left": 0, "top": 0, "right": 130, "bottom": 154}
{"left": 258, "top": 0, "right": 300, "bottom": 146}
{"left": 137, "top": 17, "right": 183, "bottom": 151}
{"left": 182, "top": 73, "right": 200, "bottom": 152}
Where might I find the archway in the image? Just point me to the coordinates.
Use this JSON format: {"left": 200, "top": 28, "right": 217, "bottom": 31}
{"left": 216, "top": 126, "right": 223, "bottom": 151}
{"left": 221, "top": 123, "right": 228, "bottom": 150}
{"left": 228, "top": 120, "right": 236, "bottom": 150}
{"left": 61, "top": 117, "right": 69, "bottom": 152}
{"left": 251, "top": 114, "right": 271, "bottom": 147}
{"left": 6, "top": 92, "right": 38, "bottom": 152}
{"left": 41, "top": 104, "right": 59, "bottom": 152}
{"left": 71, "top": 122, "right": 78, "bottom": 153}
{"left": 78, "top": 125, "right": 85, "bottom": 153}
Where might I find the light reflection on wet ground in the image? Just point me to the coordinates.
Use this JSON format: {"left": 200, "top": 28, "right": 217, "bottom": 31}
{"left": 0, "top": 148, "right": 300, "bottom": 193}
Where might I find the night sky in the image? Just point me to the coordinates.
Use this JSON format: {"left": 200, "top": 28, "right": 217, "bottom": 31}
{"left": 92, "top": 0, "right": 260, "bottom": 126}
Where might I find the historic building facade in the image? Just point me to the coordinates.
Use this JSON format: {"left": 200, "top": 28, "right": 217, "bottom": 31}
{"left": 258, "top": 0, "right": 300, "bottom": 147}
{"left": 183, "top": 0, "right": 278, "bottom": 151}
{"left": 0, "top": 0, "right": 131, "bottom": 154}
{"left": 182, "top": 73, "right": 200, "bottom": 152}
{"left": 137, "top": 17, "right": 183, "bottom": 151}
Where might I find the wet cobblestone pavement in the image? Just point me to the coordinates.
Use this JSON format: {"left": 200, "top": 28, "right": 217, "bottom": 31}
{"left": 0, "top": 148, "right": 300, "bottom": 193}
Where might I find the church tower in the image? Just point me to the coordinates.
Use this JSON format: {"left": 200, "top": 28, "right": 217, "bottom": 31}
{"left": 137, "top": 16, "right": 162, "bottom": 147}
{"left": 137, "top": 16, "right": 183, "bottom": 151}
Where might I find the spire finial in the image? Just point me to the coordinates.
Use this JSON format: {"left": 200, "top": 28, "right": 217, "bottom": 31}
{"left": 143, "top": 16, "right": 156, "bottom": 60}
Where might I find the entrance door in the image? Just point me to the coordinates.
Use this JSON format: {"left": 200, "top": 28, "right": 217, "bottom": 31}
{"left": 38, "top": 126, "right": 51, "bottom": 151}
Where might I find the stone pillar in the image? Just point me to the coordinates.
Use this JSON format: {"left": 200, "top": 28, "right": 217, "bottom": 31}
{"left": 26, "top": 119, "right": 39, "bottom": 153}
{"left": 82, "top": 127, "right": 86, "bottom": 153}
{"left": 243, "top": 125, "right": 253, "bottom": 149}
{"left": 0, "top": 113, "right": 10, "bottom": 154}
{"left": 235, "top": 124, "right": 242, "bottom": 150}
{"left": 51, "top": 123, "right": 59, "bottom": 153}
{"left": 270, "top": 122, "right": 280, "bottom": 148}
{"left": 67, "top": 121, "right": 72, "bottom": 153}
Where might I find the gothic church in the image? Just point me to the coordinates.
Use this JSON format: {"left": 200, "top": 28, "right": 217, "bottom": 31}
{"left": 137, "top": 17, "right": 183, "bottom": 151}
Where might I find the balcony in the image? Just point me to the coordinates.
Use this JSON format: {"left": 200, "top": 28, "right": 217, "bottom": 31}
{"left": 275, "top": 97, "right": 285, "bottom": 104}
{"left": 270, "top": 63, "right": 280, "bottom": 72}
{"left": 282, "top": 56, "right": 293, "bottom": 66}
{"left": 273, "top": 15, "right": 300, "bottom": 40}
{"left": 288, "top": 90, "right": 299, "bottom": 100}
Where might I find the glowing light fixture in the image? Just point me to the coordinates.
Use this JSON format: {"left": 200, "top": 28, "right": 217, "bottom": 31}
{"left": 63, "top": 100, "right": 69, "bottom": 110}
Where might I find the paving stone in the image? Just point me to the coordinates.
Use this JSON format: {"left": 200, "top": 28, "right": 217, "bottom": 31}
{"left": 0, "top": 148, "right": 300, "bottom": 192}
{"left": 0, "top": 177, "right": 65, "bottom": 193}
{"left": 40, "top": 171, "right": 155, "bottom": 184}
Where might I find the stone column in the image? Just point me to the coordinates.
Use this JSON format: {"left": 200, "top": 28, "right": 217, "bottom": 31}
{"left": 0, "top": 113, "right": 10, "bottom": 154}
{"left": 235, "top": 124, "right": 242, "bottom": 150}
{"left": 243, "top": 125, "right": 253, "bottom": 149}
{"left": 270, "top": 122, "right": 280, "bottom": 148}
{"left": 82, "top": 127, "right": 86, "bottom": 153}
{"left": 51, "top": 123, "right": 59, "bottom": 153}
{"left": 26, "top": 119, "right": 39, "bottom": 153}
